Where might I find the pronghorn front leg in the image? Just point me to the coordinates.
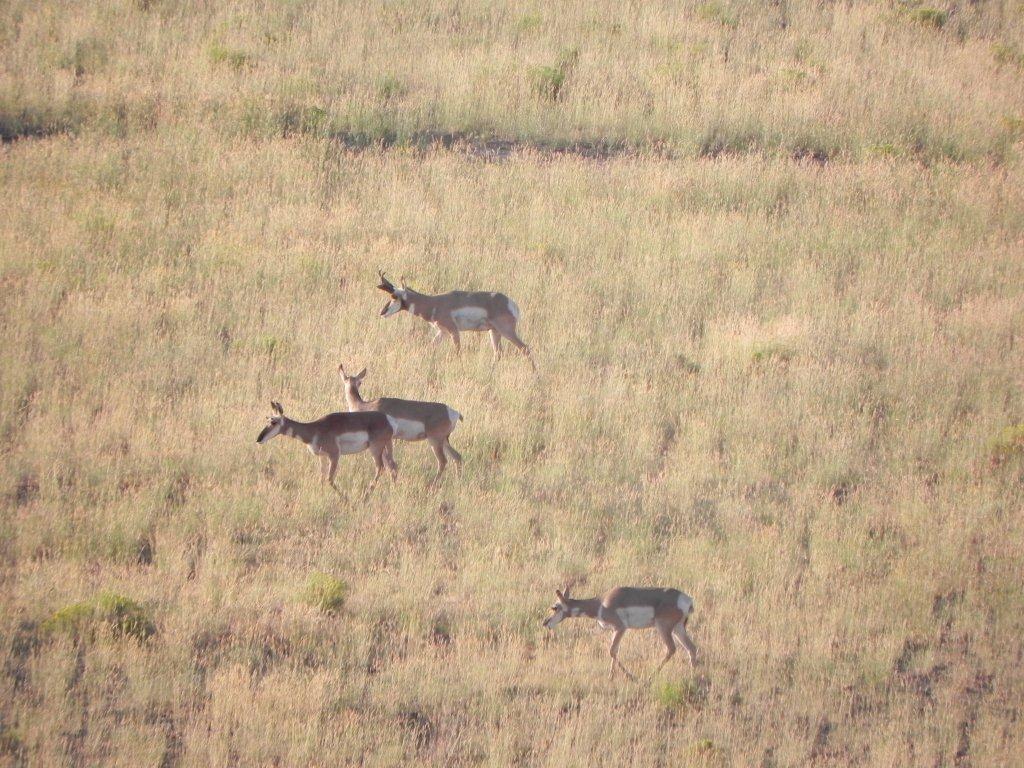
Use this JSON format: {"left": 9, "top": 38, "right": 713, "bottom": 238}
{"left": 488, "top": 329, "right": 502, "bottom": 358}
{"left": 431, "top": 324, "right": 445, "bottom": 345}
{"left": 364, "top": 446, "right": 385, "bottom": 498}
{"left": 608, "top": 629, "right": 634, "bottom": 680}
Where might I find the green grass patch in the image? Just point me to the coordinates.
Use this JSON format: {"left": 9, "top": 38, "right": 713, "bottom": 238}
{"left": 989, "top": 424, "right": 1024, "bottom": 465}
{"left": 653, "top": 678, "right": 705, "bottom": 710}
{"left": 696, "top": 2, "right": 739, "bottom": 29}
{"left": 529, "top": 48, "right": 579, "bottom": 102}
{"left": 208, "top": 42, "right": 254, "bottom": 71}
{"left": 42, "top": 592, "right": 156, "bottom": 642}
{"left": 302, "top": 573, "right": 347, "bottom": 615}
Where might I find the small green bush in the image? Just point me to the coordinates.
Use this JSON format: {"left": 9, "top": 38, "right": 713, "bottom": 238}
{"left": 750, "top": 342, "right": 795, "bottom": 365}
{"left": 529, "top": 48, "right": 579, "bottom": 102}
{"left": 994, "top": 43, "right": 1024, "bottom": 67}
{"left": 653, "top": 679, "right": 704, "bottom": 710}
{"left": 208, "top": 42, "right": 253, "bottom": 71}
{"left": 377, "top": 75, "right": 406, "bottom": 102}
{"left": 990, "top": 424, "right": 1024, "bottom": 465}
{"left": 907, "top": 7, "right": 947, "bottom": 29}
{"left": 42, "top": 592, "right": 155, "bottom": 642}
{"left": 303, "top": 573, "right": 347, "bottom": 615}
{"left": 696, "top": 2, "right": 739, "bottom": 30}
{"left": 97, "top": 592, "right": 157, "bottom": 641}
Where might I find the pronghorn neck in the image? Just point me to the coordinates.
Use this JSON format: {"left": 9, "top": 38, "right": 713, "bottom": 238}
{"left": 280, "top": 417, "right": 319, "bottom": 445}
{"left": 344, "top": 384, "right": 366, "bottom": 411}
{"left": 403, "top": 288, "right": 434, "bottom": 319}
{"left": 565, "top": 597, "right": 601, "bottom": 620}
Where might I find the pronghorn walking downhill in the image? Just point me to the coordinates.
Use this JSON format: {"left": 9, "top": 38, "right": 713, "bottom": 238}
{"left": 543, "top": 586, "right": 698, "bottom": 680}
{"left": 256, "top": 401, "right": 398, "bottom": 494}
{"left": 376, "top": 271, "right": 535, "bottom": 368}
{"left": 339, "top": 364, "right": 464, "bottom": 486}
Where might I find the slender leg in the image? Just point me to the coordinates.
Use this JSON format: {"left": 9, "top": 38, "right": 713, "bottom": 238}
{"left": 431, "top": 325, "right": 445, "bottom": 345}
{"left": 449, "top": 329, "right": 461, "bottom": 354}
{"left": 319, "top": 453, "right": 331, "bottom": 484}
{"left": 428, "top": 439, "right": 447, "bottom": 486}
{"left": 652, "top": 622, "right": 677, "bottom": 678}
{"left": 494, "top": 317, "right": 535, "bottom": 371}
{"left": 608, "top": 629, "right": 634, "bottom": 680}
{"left": 365, "top": 448, "right": 384, "bottom": 497}
{"left": 672, "top": 623, "right": 699, "bottom": 667}
{"left": 326, "top": 453, "right": 340, "bottom": 493}
{"left": 384, "top": 442, "right": 398, "bottom": 481}
{"left": 443, "top": 437, "right": 463, "bottom": 470}
{"left": 489, "top": 329, "right": 503, "bottom": 358}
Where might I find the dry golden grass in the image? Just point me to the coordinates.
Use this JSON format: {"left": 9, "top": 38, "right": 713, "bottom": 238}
{"left": 2, "top": 1, "right": 1024, "bottom": 766}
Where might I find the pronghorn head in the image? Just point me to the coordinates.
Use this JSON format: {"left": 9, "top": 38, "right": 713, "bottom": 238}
{"left": 338, "top": 364, "right": 367, "bottom": 394}
{"left": 256, "top": 401, "right": 286, "bottom": 444}
{"left": 543, "top": 587, "right": 573, "bottom": 630}
{"left": 377, "top": 270, "right": 410, "bottom": 318}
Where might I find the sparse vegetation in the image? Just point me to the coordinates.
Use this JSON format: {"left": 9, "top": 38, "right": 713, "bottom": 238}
{"left": 41, "top": 593, "right": 156, "bottom": 642}
{"left": 302, "top": 573, "right": 347, "bottom": 615}
{"left": 1, "top": 0, "right": 1023, "bottom": 765}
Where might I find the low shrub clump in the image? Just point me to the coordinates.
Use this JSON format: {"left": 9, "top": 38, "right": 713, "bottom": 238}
{"left": 989, "top": 424, "right": 1024, "bottom": 466}
{"left": 42, "top": 592, "right": 156, "bottom": 642}
{"left": 302, "top": 573, "right": 347, "bottom": 615}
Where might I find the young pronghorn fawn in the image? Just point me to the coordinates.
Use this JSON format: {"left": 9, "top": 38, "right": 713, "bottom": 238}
{"left": 255, "top": 401, "right": 398, "bottom": 495}
{"left": 339, "top": 364, "right": 463, "bottom": 486}
{"left": 376, "top": 271, "right": 535, "bottom": 369}
{"left": 543, "top": 586, "right": 698, "bottom": 680}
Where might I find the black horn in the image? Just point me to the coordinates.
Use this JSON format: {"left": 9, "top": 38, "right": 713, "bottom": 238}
{"left": 377, "top": 269, "right": 396, "bottom": 294}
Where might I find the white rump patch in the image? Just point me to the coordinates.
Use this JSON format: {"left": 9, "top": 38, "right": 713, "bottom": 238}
{"left": 389, "top": 417, "right": 427, "bottom": 441}
{"left": 677, "top": 593, "right": 694, "bottom": 614}
{"left": 507, "top": 297, "right": 520, "bottom": 321}
{"left": 451, "top": 306, "right": 490, "bottom": 331}
{"left": 335, "top": 431, "right": 369, "bottom": 454}
{"left": 617, "top": 606, "right": 656, "bottom": 629}
{"left": 446, "top": 407, "right": 461, "bottom": 428}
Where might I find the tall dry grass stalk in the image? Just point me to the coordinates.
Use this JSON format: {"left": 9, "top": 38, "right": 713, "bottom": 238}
{"left": 2, "top": 1, "right": 1024, "bottom": 766}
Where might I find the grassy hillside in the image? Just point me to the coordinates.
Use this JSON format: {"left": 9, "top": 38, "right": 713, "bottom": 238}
{"left": 2, "top": 1, "right": 1024, "bottom": 766}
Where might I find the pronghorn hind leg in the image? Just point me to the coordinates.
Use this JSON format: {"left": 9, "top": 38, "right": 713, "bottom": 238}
{"left": 428, "top": 439, "right": 447, "bottom": 487}
{"left": 325, "top": 453, "right": 342, "bottom": 495}
{"left": 383, "top": 441, "right": 398, "bottom": 480}
{"left": 488, "top": 328, "right": 502, "bottom": 358}
{"left": 443, "top": 437, "right": 463, "bottom": 469}
{"left": 672, "top": 622, "right": 699, "bottom": 667}
{"left": 494, "top": 317, "right": 535, "bottom": 370}
{"left": 652, "top": 621, "right": 678, "bottom": 678}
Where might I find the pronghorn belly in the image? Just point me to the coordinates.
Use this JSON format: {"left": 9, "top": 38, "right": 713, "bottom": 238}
{"left": 616, "top": 607, "right": 656, "bottom": 629}
{"left": 451, "top": 306, "right": 490, "bottom": 331}
{"left": 389, "top": 417, "right": 427, "bottom": 441}
{"left": 334, "top": 431, "right": 370, "bottom": 455}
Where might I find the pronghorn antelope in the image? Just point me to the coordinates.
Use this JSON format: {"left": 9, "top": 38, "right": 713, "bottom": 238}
{"left": 255, "top": 401, "right": 398, "bottom": 494}
{"left": 543, "top": 586, "right": 697, "bottom": 679}
{"left": 339, "top": 364, "right": 463, "bottom": 486}
{"left": 376, "top": 271, "right": 534, "bottom": 367}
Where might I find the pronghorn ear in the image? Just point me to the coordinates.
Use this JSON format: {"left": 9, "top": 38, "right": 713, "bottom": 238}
{"left": 355, "top": 368, "right": 367, "bottom": 380}
{"left": 555, "top": 589, "right": 565, "bottom": 602}
{"left": 338, "top": 363, "right": 346, "bottom": 377}
{"left": 400, "top": 275, "right": 408, "bottom": 290}
{"left": 270, "top": 401, "right": 284, "bottom": 415}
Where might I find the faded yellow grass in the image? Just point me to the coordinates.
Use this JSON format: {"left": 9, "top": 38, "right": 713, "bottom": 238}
{"left": 2, "top": 1, "right": 1024, "bottom": 766}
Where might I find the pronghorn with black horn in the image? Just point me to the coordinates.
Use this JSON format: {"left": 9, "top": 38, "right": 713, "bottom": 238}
{"left": 339, "top": 364, "right": 463, "bottom": 486}
{"left": 542, "top": 585, "right": 698, "bottom": 680}
{"left": 255, "top": 401, "right": 398, "bottom": 494}
{"left": 376, "top": 271, "right": 535, "bottom": 368}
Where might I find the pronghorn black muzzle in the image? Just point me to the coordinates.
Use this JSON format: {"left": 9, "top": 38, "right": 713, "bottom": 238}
{"left": 256, "top": 425, "right": 273, "bottom": 443}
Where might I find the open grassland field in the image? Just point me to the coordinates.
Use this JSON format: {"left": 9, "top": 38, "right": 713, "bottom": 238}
{"left": 2, "top": 1, "right": 1024, "bottom": 766}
